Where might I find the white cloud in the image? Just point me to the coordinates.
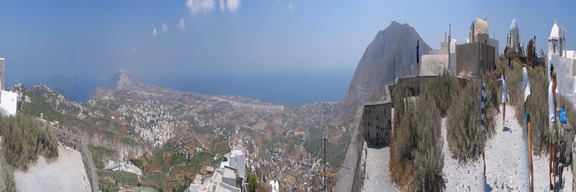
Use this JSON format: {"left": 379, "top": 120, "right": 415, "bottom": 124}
{"left": 131, "top": 48, "right": 137, "bottom": 53}
{"left": 162, "top": 23, "right": 168, "bottom": 34}
{"left": 186, "top": 0, "right": 216, "bottom": 14}
{"left": 288, "top": 2, "right": 293, "bottom": 12}
{"left": 152, "top": 28, "right": 158, "bottom": 37}
{"left": 219, "top": 0, "right": 225, "bottom": 12}
{"left": 177, "top": 18, "right": 186, "bottom": 31}
{"left": 226, "top": 0, "right": 240, "bottom": 12}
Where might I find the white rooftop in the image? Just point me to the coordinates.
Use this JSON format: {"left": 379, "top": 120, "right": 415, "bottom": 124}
{"left": 510, "top": 18, "right": 519, "bottom": 31}
{"left": 550, "top": 22, "right": 560, "bottom": 40}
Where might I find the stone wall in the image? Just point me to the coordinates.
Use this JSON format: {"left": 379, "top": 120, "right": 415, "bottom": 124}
{"left": 335, "top": 76, "right": 437, "bottom": 191}
{"left": 421, "top": 55, "right": 449, "bottom": 76}
{"left": 456, "top": 42, "right": 495, "bottom": 77}
{"left": 362, "top": 102, "right": 393, "bottom": 147}
{"left": 334, "top": 107, "right": 366, "bottom": 192}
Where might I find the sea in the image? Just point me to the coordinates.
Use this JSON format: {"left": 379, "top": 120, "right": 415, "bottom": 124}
{"left": 12, "top": 71, "right": 353, "bottom": 105}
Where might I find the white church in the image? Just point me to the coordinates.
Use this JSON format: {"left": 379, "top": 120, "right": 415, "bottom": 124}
{"left": 0, "top": 58, "right": 18, "bottom": 116}
{"left": 509, "top": 18, "right": 521, "bottom": 49}
{"left": 547, "top": 21, "right": 576, "bottom": 104}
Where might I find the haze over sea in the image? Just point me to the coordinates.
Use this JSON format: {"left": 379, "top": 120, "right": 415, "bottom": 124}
{"left": 12, "top": 69, "right": 352, "bottom": 105}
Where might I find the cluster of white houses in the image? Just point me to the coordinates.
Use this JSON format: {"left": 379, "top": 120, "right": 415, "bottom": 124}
{"left": 188, "top": 149, "right": 250, "bottom": 192}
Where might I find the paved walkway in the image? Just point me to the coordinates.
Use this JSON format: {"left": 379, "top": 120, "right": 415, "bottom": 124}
{"left": 14, "top": 145, "right": 91, "bottom": 192}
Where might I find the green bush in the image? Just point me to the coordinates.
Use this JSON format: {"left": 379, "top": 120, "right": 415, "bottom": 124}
{"left": 413, "top": 87, "right": 444, "bottom": 191}
{"left": 390, "top": 88, "right": 418, "bottom": 188}
{"left": 146, "top": 171, "right": 165, "bottom": 186}
{"left": 98, "top": 170, "right": 139, "bottom": 186}
{"left": 0, "top": 114, "right": 59, "bottom": 170}
{"left": 391, "top": 89, "right": 417, "bottom": 163}
{"left": 508, "top": 59, "right": 524, "bottom": 106}
{"left": 495, "top": 57, "right": 523, "bottom": 105}
{"left": 0, "top": 148, "right": 16, "bottom": 192}
{"left": 425, "top": 71, "right": 459, "bottom": 117}
{"left": 130, "top": 159, "right": 143, "bottom": 168}
{"left": 559, "top": 95, "right": 576, "bottom": 142}
{"left": 99, "top": 178, "right": 119, "bottom": 192}
{"left": 447, "top": 81, "right": 483, "bottom": 161}
{"left": 88, "top": 146, "right": 117, "bottom": 169}
{"left": 480, "top": 72, "right": 498, "bottom": 135}
{"left": 390, "top": 84, "right": 444, "bottom": 190}
{"left": 524, "top": 67, "right": 549, "bottom": 153}
{"left": 248, "top": 174, "right": 258, "bottom": 192}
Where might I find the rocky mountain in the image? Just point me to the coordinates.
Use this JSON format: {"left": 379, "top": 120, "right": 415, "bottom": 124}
{"left": 337, "top": 21, "right": 431, "bottom": 123}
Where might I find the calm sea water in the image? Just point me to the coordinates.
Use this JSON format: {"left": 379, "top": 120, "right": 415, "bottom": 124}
{"left": 13, "top": 71, "right": 352, "bottom": 105}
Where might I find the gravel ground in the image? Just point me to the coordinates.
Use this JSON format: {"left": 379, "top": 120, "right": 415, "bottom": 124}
{"left": 14, "top": 145, "right": 91, "bottom": 192}
{"left": 443, "top": 103, "right": 573, "bottom": 191}
{"left": 362, "top": 146, "right": 398, "bottom": 192}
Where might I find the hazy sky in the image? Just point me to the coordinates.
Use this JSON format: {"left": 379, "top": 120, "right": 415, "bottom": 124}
{"left": 1, "top": 0, "right": 575, "bottom": 104}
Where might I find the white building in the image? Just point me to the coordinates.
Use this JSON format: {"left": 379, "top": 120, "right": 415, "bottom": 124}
{"left": 547, "top": 21, "right": 576, "bottom": 104}
{"left": 0, "top": 57, "right": 18, "bottom": 116}
{"left": 269, "top": 180, "right": 279, "bottom": 192}
{"left": 467, "top": 15, "right": 499, "bottom": 58}
{"left": 420, "top": 25, "right": 457, "bottom": 76}
{"left": 0, "top": 90, "right": 18, "bottom": 116}
{"left": 509, "top": 19, "right": 521, "bottom": 48}
{"left": 229, "top": 150, "right": 245, "bottom": 179}
{"left": 222, "top": 167, "right": 237, "bottom": 187}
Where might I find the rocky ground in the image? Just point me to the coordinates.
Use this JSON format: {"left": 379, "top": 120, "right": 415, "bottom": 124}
{"left": 362, "top": 103, "right": 574, "bottom": 191}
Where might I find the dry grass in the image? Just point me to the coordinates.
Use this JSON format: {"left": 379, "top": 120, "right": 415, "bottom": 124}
{"left": 447, "top": 80, "right": 483, "bottom": 161}
{"left": 390, "top": 81, "right": 444, "bottom": 191}
{"left": 413, "top": 85, "right": 443, "bottom": 191}
{"left": 0, "top": 114, "right": 59, "bottom": 170}
{"left": 427, "top": 71, "right": 459, "bottom": 117}
{"left": 519, "top": 66, "right": 550, "bottom": 153}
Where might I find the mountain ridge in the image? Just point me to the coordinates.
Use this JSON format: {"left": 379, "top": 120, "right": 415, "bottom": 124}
{"left": 337, "top": 21, "right": 432, "bottom": 124}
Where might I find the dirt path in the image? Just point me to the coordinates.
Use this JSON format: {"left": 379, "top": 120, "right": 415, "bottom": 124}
{"left": 442, "top": 103, "right": 573, "bottom": 191}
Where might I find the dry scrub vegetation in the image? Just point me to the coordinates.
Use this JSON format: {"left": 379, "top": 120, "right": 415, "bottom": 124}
{"left": 0, "top": 114, "right": 59, "bottom": 170}
{"left": 390, "top": 76, "right": 445, "bottom": 191}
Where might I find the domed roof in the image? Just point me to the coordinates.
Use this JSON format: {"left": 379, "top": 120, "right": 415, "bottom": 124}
{"left": 473, "top": 18, "right": 488, "bottom": 34}
{"left": 510, "top": 19, "right": 519, "bottom": 31}
{"left": 550, "top": 22, "right": 559, "bottom": 40}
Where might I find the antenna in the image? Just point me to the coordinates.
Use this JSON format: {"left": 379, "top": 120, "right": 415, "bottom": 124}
{"left": 322, "top": 118, "right": 327, "bottom": 191}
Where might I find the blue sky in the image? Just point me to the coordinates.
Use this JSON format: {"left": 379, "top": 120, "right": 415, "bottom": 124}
{"left": 1, "top": 0, "right": 575, "bottom": 104}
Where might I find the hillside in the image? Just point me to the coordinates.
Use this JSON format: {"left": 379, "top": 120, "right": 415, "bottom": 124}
{"left": 20, "top": 70, "right": 351, "bottom": 191}
{"left": 337, "top": 21, "right": 431, "bottom": 124}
